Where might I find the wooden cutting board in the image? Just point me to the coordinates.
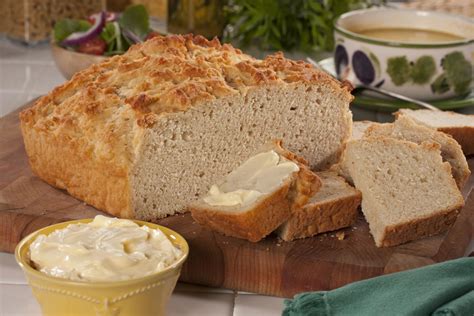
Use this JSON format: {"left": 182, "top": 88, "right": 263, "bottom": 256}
{"left": 1, "top": 101, "right": 473, "bottom": 298}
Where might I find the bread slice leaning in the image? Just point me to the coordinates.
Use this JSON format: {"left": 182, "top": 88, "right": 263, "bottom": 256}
{"left": 332, "top": 120, "right": 377, "bottom": 183}
{"left": 352, "top": 121, "right": 375, "bottom": 140}
{"left": 277, "top": 171, "right": 361, "bottom": 241}
{"left": 365, "top": 115, "right": 470, "bottom": 189}
{"left": 189, "top": 140, "right": 320, "bottom": 242}
{"left": 396, "top": 109, "right": 474, "bottom": 156}
{"left": 342, "top": 137, "right": 464, "bottom": 247}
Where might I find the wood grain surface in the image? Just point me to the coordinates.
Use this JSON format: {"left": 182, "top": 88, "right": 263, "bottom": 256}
{"left": 1, "top": 101, "right": 473, "bottom": 298}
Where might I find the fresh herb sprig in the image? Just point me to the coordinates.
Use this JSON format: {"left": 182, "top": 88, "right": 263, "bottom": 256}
{"left": 224, "top": 0, "right": 384, "bottom": 52}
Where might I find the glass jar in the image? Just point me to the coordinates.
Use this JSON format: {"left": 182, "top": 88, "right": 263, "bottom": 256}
{"left": 168, "top": 0, "right": 225, "bottom": 39}
{"left": 4, "top": 0, "right": 106, "bottom": 45}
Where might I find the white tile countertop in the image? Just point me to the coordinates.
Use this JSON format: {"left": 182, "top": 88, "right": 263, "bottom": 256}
{"left": 0, "top": 37, "right": 285, "bottom": 316}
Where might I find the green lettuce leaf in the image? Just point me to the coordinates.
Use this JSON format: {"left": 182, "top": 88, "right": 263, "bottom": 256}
{"left": 54, "top": 19, "right": 91, "bottom": 43}
{"left": 119, "top": 4, "right": 150, "bottom": 40}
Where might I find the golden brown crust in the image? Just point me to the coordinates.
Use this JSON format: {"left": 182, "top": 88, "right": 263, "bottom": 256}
{"left": 394, "top": 109, "right": 474, "bottom": 156}
{"left": 270, "top": 140, "right": 321, "bottom": 210}
{"left": 280, "top": 194, "right": 362, "bottom": 241}
{"left": 190, "top": 181, "right": 293, "bottom": 242}
{"left": 279, "top": 190, "right": 361, "bottom": 242}
{"left": 21, "top": 35, "right": 347, "bottom": 164}
{"left": 379, "top": 205, "right": 462, "bottom": 247}
{"left": 438, "top": 127, "right": 474, "bottom": 156}
{"left": 20, "top": 121, "right": 133, "bottom": 218}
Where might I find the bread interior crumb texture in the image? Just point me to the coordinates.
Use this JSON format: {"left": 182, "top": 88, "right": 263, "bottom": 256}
{"left": 133, "top": 83, "right": 350, "bottom": 219}
{"left": 346, "top": 138, "right": 463, "bottom": 245}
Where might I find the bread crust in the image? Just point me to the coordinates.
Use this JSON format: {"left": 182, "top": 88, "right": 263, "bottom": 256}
{"left": 278, "top": 188, "right": 361, "bottom": 241}
{"left": 438, "top": 127, "right": 474, "bottom": 156}
{"left": 395, "top": 109, "right": 474, "bottom": 156}
{"left": 379, "top": 205, "right": 462, "bottom": 247}
{"left": 190, "top": 180, "right": 293, "bottom": 242}
{"left": 20, "top": 122, "right": 134, "bottom": 218}
{"left": 189, "top": 140, "right": 320, "bottom": 242}
{"left": 269, "top": 140, "right": 321, "bottom": 210}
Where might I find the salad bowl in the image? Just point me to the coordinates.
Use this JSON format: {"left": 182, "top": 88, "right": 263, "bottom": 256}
{"left": 51, "top": 5, "right": 160, "bottom": 79}
{"left": 51, "top": 43, "right": 108, "bottom": 79}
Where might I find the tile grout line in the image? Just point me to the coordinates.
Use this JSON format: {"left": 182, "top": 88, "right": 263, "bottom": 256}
{"left": 0, "top": 61, "right": 56, "bottom": 66}
{"left": 231, "top": 291, "right": 237, "bottom": 316}
{"left": 0, "top": 282, "right": 29, "bottom": 286}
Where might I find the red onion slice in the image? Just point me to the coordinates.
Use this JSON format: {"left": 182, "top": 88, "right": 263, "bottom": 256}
{"left": 105, "top": 12, "right": 118, "bottom": 22}
{"left": 123, "top": 29, "right": 143, "bottom": 44}
{"left": 62, "top": 12, "right": 106, "bottom": 46}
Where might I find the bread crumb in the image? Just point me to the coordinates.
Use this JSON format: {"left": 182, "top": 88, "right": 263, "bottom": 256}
{"left": 336, "top": 231, "right": 345, "bottom": 240}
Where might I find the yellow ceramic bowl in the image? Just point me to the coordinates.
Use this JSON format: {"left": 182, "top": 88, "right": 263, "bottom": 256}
{"left": 15, "top": 219, "right": 189, "bottom": 316}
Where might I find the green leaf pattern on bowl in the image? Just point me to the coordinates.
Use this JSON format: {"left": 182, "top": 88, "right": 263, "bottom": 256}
{"left": 411, "top": 56, "right": 436, "bottom": 84}
{"left": 440, "top": 51, "right": 472, "bottom": 95}
{"left": 431, "top": 74, "right": 450, "bottom": 94}
{"left": 387, "top": 56, "right": 411, "bottom": 86}
{"left": 386, "top": 51, "right": 472, "bottom": 95}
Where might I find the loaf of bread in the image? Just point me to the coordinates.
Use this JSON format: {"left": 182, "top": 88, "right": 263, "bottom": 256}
{"left": 342, "top": 137, "right": 464, "bottom": 247}
{"left": 396, "top": 109, "right": 474, "bottom": 155}
{"left": 19, "top": 34, "right": 353, "bottom": 220}
{"left": 189, "top": 141, "right": 320, "bottom": 242}
{"left": 365, "top": 116, "right": 470, "bottom": 189}
{"left": 277, "top": 171, "right": 361, "bottom": 241}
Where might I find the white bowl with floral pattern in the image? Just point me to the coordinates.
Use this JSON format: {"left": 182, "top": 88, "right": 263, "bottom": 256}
{"left": 334, "top": 8, "right": 474, "bottom": 101}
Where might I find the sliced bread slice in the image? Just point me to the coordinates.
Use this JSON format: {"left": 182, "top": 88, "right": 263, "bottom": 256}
{"left": 332, "top": 120, "right": 377, "bottom": 183}
{"left": 396, "top": 109, "right": 474, "bottom": 155}
{"left": 365, "top": 115, "right": 470, "bottom": 189}
{"left": 277, "top": 171, "right": 361, "bottom": 241}
{"left": 189, "top": 140, "right": 320, "bottom": 242}
{"left": 342, "top": 137, "right": 464, "bottom": 247}
{"left": 352, "top": 121, "right": 375, "bottom": 140}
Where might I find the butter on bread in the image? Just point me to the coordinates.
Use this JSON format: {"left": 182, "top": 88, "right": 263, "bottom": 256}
{"left": 189, "top": 140, "right": 321, "bottom": 242}
{"left": 20, "top": 34, "right": 352, "bottom": 220}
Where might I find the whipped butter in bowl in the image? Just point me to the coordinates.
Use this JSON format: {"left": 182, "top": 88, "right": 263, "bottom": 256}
{"left": 15, "top": 216, "right": 188, "bottom": 316}
{"left": 29, "top": 215, "right": 183, "bottom": 282}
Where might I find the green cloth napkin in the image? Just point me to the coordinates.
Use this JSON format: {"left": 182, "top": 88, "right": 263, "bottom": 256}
{"left": 283, "top": 258, "right": 474, "bottom": 316}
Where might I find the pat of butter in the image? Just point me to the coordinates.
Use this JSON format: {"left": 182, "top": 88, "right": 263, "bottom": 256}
{"left": 29, "top": 215, "right": 182, "bottom": 282}
{"left": 203, "top": 150, "right": 299, "bottom": 207}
